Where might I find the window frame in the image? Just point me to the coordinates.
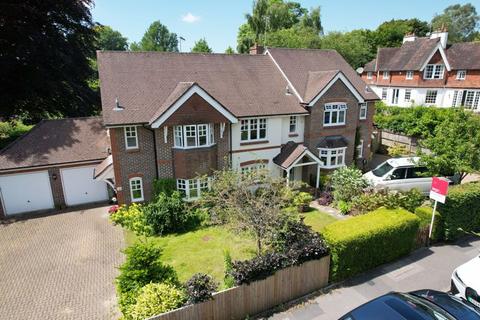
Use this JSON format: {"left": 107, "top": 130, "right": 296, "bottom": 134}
{"left": 124, "top": 126, "right": 139, "bottom": 150}
{"left": 367, "top": 72, "right": 373, "bottom": 79}
{"left": 173, "top": 124, "right": 215, "bottom": 149}
{"left": 129, "top": 177, "right": 144, "bottom": 202}
{"left": 240, "top": 118, "right": 267, "bottom": 142}
{"left": 359, "top": 103, "right": 367, "bottom": 120}
{"left": 318, "top": 147, "right": 347, "bottom": 169}
{"left": 240, "top": 162, "right": 267, "bottom": 175}
{"left": 423, "top": 64, "right": 444, "bottom": 80}
{"left": 383, "top": 71, "right": 390, "bottom": 79}
{"left": 404, "top": 89, "right": 412, "bottom": 102}
{"left": 425, "top": 90, "right": 438, "bottom": 104}
{"left": 323, "top": 103, "right": 347, "bottom": 127}
{"left": 406, "top": 71, "right": 414, "bottom": 80}
{"left": 381, "top": 88, "right": 388, "bottom": 100}
{"left": 289, "top": 116, "right": 297, "bottom": 133}
{"left": 456, "top": 70, "right": 466, "bottom": 80}
{"left": 176, "top": 177, "right": 211, "bottom": 200}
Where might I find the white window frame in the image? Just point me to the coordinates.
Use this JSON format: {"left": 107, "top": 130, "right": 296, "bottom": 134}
{"left": 129, "top": 177, "right": 144, "bottom": 202}
{"left": 240, "top": 118, "right": 267, "bottom": 142}
{"left": 241, "top": 163, "right": 267, "bottom": 175}
{"left": 383, "top": 71, "right": 390, "bottom": 79}
{"left": 381, "top": 88, "right": 388, "bottom": 100}
{"left": 423, "top": 64, "right": 444, "bottom": 79}
{"left": 318, "top": 147, "right": 347, "bottom": 169}
{"left": 425, "top": 90, "right": 438, "bottom": 104}
{"left": 406, "top": 71, "right": 414, "bottom": 80}
{"left": 367, "top": 72, "right": 373, "bottom": 79}
{"left": 359, "top": 103, "right": 367, "bottom": 120}
{"left": 323, "top": 103, "right": 347, "bottom": 127}
{"left": 173, "top": 124, "right": 214, "bottom": 149}
{"left": 289, "top": 116, "right": 297, "bottom": 133}
{"left": 176, "top": 177, "right": 211, "bottom": 200}
{"left": 404, "top": 89, "right": 412, "bottom": 102}
{"left": 356, "top": 139, "right": 364, "bottom": 159}
{"left": 124, "top": 126, "right": 139, "bottom": 150}
{"left": 456, "top": 70, "right": 466, "bottom": 80}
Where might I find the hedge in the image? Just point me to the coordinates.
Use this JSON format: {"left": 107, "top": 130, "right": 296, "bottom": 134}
{"left": 323, "top": 208, "right": 420, "bottom": 281}
{"left": 414, "top": 206, "right": 444, "bottom": 242}
{"left": 437, "top": 182, "right": 480, "bottom": 241}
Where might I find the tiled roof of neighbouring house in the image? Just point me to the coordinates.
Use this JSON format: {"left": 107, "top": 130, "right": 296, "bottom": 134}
{"left": 273, "top": 141, "right": 308, "bottom": 169}
{"left": 0, "top": 117, "right": 109, "bottom": 171}
{"left": 446, "top": 42, "right": 480, "bottom": 70}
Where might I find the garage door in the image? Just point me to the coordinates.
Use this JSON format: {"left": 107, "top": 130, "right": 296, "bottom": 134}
{"left": 61, "top": 166, "right": 108, "bottom": 206}
{"left": 0, "top": 171, "right": 54, "bottom": 215}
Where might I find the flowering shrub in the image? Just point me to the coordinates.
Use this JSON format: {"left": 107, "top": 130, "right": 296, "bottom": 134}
{"left": 331, "top": 167, "right": 368, "bottom": 204}
{"left": 109, "top": 203, "right": 153, "bottom": 236}
{"left": 108, "top": 205, "right": 119, "bottom": 215}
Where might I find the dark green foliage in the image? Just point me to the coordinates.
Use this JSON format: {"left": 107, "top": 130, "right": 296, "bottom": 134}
{"left": 143, "top": 191, "right": 201, "bottom": 235}
{"left": 116, "top": 242, "right": 178, "bottom": 314}
{"left": 130, "top": 20, "right": 178, "bottom": 52}
{"left": 324, "top": 208, "right": 420, "bottom": 281}
{"left": 437, "top": 182, "right": 480, "bottom": 240}
{"left": 184, "top": 273, "right": 218, "bottom": 304}
{"left": 431, "top": 3, "right": 480, "bottom": 43}
{"left": 231, "top": 252, "right": 287, "bottom": 285}
{"left": 152, "top": 178, "right": 177, "bottom": 197}
{"left": 373, "top": 18, "right": 429, "bottom": 48}
{"left": 414, "top": 206, "right": 444, "bottom": 242}
{"left": 351, "top": 189, "right": 425, "bottom": 215}
{"left": 191, "top": 38, "right": 212, "bottom": 53}
{"left": 0, "top": 120, "right": 32, "bottom": 149}
{"left": 1, "top": 0, "right": 99, "bottom": 121}
{"left": 94, "top": 25, "right": 128, "bottom": 51}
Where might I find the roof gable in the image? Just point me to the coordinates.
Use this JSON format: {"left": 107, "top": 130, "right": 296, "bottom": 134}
{"left": 308, "top": 72, "right": 365, "bottom": 106}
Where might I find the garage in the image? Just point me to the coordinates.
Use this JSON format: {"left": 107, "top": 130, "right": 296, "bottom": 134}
{"left": 61, "top": 166, "right": 109, "bottom": 206}
{"left": 0, "top": 171, "right": 54, "bottom": 216}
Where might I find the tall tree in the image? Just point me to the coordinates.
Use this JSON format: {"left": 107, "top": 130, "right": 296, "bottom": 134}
{"left": 431, "top": 3, "right": 480, "bottom": 43}
{"left": 0, "top": 0, "right": 99, "bottom": 121}
{"left": 191, "top": 38, "right": 212, "bottom": 53}
{"left": 94, "top": 25, "right": 128, "bottom": 51}
{"left": 374, "top": 19, "right": 429, "bottom": 48}
{"left": 130, "top": 21, "right": 178, "bottom": 52}
{"left": 301, "top": 7, "right": 323, "bottom": 34}
{"left": 237, "top": 23, "right": 256, "bottom": 53}
{"left": 225, "top": 46, "right": 235, "bottom": 54}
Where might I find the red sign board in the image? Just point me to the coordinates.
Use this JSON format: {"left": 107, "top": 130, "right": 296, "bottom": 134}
{"left": 430, "top": 177, "right": 449, "bottom": 203}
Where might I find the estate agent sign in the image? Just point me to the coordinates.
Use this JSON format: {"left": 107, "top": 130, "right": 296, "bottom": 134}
{"left": 428, "top": 177, "right": 449, "bottom": 240}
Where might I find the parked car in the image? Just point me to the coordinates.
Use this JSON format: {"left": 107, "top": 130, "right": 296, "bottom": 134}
{"left": 339, "top": 289, "right": 480, "bottom": 320}
{"left": 451, "top": 255, "right": 480, "bottom": 308}
{"left": 364, "top": 157, "right": 441, "bottom": 194}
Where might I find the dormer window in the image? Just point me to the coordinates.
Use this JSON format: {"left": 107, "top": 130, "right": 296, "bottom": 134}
{"left": 456, "top": 70, "right": 466, "bottom": 80}
{"left": 424, "top": 64, "right": 444, "bottom": 79}
{"left": 383, "top": 71, "right": 390, "bottom": 79}
{"left": 174, "top": 124, "right": 214, "bottom": 148}
{"left": 406, "top": 71, "right": 414, "bottom": 80}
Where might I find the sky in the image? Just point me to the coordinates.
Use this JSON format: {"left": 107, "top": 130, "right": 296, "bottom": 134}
{"left": 92, "top": 0, "right": 480, "bottom": 53}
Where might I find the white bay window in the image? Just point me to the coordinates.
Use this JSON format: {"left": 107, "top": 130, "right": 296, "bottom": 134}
{"left": 319, "top": 147, "right": 346, "bottom": 168}
{"left": 177, "top": 178, "right": 210, "bottom": 200}
{"left": 424, "top": 64, "right": 444, "bottom": 79}
{"left": 174, "top": 124, "right": 214, "bottom": 148}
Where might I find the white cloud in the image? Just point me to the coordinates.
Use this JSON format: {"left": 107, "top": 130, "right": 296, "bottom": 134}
{"left": 181, "top": 12, "right": 201, "bottom": 23}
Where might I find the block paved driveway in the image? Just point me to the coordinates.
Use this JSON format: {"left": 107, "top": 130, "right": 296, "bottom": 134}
{"left": 0, "top": 206, "right": 124, "bottom": 320}
{"left": 269, "top": 236, "right": 480, "bottom": 320}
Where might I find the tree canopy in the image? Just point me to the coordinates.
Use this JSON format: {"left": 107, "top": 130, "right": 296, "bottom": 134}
{"left": 191, "top": 38, "right": 212, "bottom": 53}
{"left": 130, "top": 21, "right": 178, "bottom": 52}
{"left": 432, "top": 3, "right": 480, "bottom": 43}
{"left": 94, "top": 25, "right": 128, "bottom": 51}
{"left": 225, "top": 46, "right": 235, "bottom": 54}
{"left": 1, "top": 0, "right": 99, "bottom": 121}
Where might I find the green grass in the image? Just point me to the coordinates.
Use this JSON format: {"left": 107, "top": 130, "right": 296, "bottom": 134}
{"left": 302, "top": 209, "right": 339, "bottom": 233}
{"left": 125, "top": 226, "right": 256, "bottom": 287}
{"left": 0, "top": 120, "right": 33, "bottom": 150}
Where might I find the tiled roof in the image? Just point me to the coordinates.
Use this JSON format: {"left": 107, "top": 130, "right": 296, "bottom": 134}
{"left": 93, "top": 155, "right": 113, "bottom": 179}
{"left": 267, "top": 47, "right": 378, "bottom": 101}
{"left": 0, "top": 117, "right": 109, "bottom": 171}
{"left": 364, "top": 59, "right": 376, "bottom": 72}
{"left": 446, "top": 42, "right": 480, "bottom": 70}
{"left": 317, "top": 135, "right": 349, "bottom": 148}
{"left": 303, "top": 70, "right": 340, "bottom": 102}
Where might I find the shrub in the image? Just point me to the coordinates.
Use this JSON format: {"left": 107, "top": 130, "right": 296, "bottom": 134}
{"left": 116, "top": 242, "right": 178, "bottom": 314}
{"left": 223, "top": 250, "right": 235, "bottom": 289}
{"left": 230, "top": 252, "right": 287, "bottom": 285}
{"left": 293, "top": 192, "right": 313, "bottom": 212}
{"left": 331, "top": 167, "right": 368, "bottom": 204}
{"left": 143, "top": 191, "right": 201, "bottom": 235}
{"left": 388, "top": 143, "right": 409, "bottom": 157}
{"left": 0, "top": 120, "right": 33, "bottom": 149}
{"left": 437, "top": 182, "right": 480, "bottom": 240}
{"left": 414, "top": 206, "right": 444, "bottom": 242}
{"left": 317, "top": 191, "right": 333, "bottom": 206}
{"left": 337, "top": 200, "right": 351, "bottom": 215}
{"left": 153, "top": 178, "right": 176, "bottom": 197}
{"left": 110, "top": 203, "right": 153, "bottom": 236}
{"left": 350, "top": 189, "right": 425, "bottom": 215}
{"left": 128, "top": 283, "right": 186, "bottom": 320}
{"left": 185, "top": 273, "right": 218, "bottom": 304}
{"left": 323, "top": 208, "right": 420, "bottom": 281}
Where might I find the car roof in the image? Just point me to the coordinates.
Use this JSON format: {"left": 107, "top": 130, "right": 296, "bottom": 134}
{"left": 412, "top": 289, "right": 480, "bottom": 320}
{"left": 386, "top": 157, "right": 421, "bottom": 168}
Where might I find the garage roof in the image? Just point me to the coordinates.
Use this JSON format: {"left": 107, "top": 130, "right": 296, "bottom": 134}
{"left": 0, "top": 117, "right": 109, "bottom": 171}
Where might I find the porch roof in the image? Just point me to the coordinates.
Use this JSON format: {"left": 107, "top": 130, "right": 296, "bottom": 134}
{"left": 273, "top": 141, "right": 322, "bottom": 170}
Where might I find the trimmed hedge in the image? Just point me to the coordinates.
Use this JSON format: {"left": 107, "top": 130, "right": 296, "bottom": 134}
{"left": 438, "top": 182, "right": 480, "bottom": 241}
{"left": 324, "top": 208, "right": 420, "bottom": 281}
{"left": 414, "top": 206, "right": 444, "bottom": 242}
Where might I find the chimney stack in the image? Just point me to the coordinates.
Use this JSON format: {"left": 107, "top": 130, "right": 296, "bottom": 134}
{"left": 249, "top": 43, "right": 265, "bottom": 55}
{"left": 403, "top": 32, "right": 417, "bottom": 44}
{"left": 430, "top": 24, "right": 448, "bottom": 49}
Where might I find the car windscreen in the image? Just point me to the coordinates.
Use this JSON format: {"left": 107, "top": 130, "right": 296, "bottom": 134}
{"left": 393, "top": 293, "right": 455, "bottom": 320}
{"left": 372, "top": 162, "right": 394, "bottom": 177}
{"left": 414, "top": 291, "right": 480, "bottom": 320}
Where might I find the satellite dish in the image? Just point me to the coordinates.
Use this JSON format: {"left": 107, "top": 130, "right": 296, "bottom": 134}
{"left": 356, "top": 67, "right": 364, "bottom": 74}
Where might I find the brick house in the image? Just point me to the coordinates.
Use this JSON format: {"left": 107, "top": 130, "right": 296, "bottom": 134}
{"left": 97, "top": 47, "right": 378, "bottom": 204}
{"left": 361, "top": 29, "right": 480, "bottom": 110}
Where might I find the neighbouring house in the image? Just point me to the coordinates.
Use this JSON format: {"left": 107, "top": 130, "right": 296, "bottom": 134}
{"left": 97, "top": 46, "right": 378, "bottom": 204}
{"left": 0, "top": 117, "right": 112, "bottom": 218}
{"left": 361, "top": 28, "right": 480, "bottom": 110}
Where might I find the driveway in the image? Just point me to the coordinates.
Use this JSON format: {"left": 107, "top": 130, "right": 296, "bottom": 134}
{"left": 269, "top": 237, "right": 480, "bottom": 320}
{"left": 0, "top": 206, "right": 124, "bottom": 320}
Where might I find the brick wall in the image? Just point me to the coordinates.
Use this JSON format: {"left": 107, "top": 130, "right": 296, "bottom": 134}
{"left": 0, "top": 196, "right": 4, "bottom": 219}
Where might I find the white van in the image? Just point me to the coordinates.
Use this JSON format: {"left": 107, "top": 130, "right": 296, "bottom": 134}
{"left": 363, "top": 157, "right": 433, "bottom": 194}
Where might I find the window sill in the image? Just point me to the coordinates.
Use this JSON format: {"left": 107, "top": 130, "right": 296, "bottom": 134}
{"left": 359, "top": 118, "right": 367, "bottom": 121}
{"left": 240, "top": 140, "right": 269, "bottom": 146}
{"left": 173, "top": 144, "right": 216, "bottom": 150}
{"left": 126, "top": 148, "right": 140, "bottom": 153}
{"left": 131, "top": 198, "right": 144, "bottom": 202}
{"left": 321, "top": 164, "right": 346, "bottom": 170}
{"left": 323, "top": 124, "right": 346, "bottom": 128}
{"left": 288, "top": 133, "right": 299, "bottom": 137}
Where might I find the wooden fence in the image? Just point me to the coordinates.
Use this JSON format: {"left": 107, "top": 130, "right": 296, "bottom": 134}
{"left": 148, "top": 256, "right": 330, "bottom": 320}
{"left": 375, "top": 129, "right": 430, "bottom": 155}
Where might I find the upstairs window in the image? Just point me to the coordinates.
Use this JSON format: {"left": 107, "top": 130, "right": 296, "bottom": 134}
{"left": 324, "top": 103, "right": 347, "bottom": 126}
{"left": 424, "top": 64, "right": 444, "bottom": 79}
{"left": 367, "top": 72, "right": 373, "bottom": 79}
{"left": 124, "top": 126, "right": 138, "bottom": 149}
{"left": 174, "top": 124, "right": 214, "bottom": 148}
{"left": 406, "top": 71, "right": 414, "bottom": 80}
{"left": 383, "top": 71, "right": 390, "bottom": 79}
{"left": 241, "top": 118, "right": 267, "bottom": 141}
{"left": 381, "top": 88, "right": 388, "bottom": 100}
{"left": 319, "top": 147, "right": 346, "bottom": 168}
{"left": 129, "top": 177, "right": 144, "bottom": 202}
{"left": 456, "top": 70, "right": 466, "bottom": 80}
{"left": 425, "top": 90, "right": 438, "bottom": 104}
{"left": 359, "top": 103, "right": 367, "bottom": 120}
{"left": 289, "top": 116, "right": 297, "bottom": 133}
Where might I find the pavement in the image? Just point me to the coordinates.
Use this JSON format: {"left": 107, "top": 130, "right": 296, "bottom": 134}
{"left": 0, "top": 206, "right": 125, "bottom": 320}
{"left": 268, "top": 236, "right": 480, "bottom": 320}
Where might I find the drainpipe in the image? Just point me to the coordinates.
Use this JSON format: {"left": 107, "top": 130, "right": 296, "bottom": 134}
{"left": 144, "top": 125, "right": 159, "bottom": 179}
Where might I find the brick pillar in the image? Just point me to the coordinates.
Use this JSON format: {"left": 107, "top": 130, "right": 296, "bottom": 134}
{"left": 0, "top": 196, "right": 5, "bottom": 219}
{"left": 48, "top": 167, "right": 66, "bottom": 209}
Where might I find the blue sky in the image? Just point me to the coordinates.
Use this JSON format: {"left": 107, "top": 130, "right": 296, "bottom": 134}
{"left": 92, "top": 0, "right": 479, "bottom": 52}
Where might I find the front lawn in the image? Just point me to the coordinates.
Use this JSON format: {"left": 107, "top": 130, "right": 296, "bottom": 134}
{"left": 125, "top": 226, "right": 256, "bottom": 287}
{"left": 302, "top": 208, "right": 338, "bottom": 233}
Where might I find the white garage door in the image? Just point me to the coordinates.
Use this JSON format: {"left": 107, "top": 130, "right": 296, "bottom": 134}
{"left": 0, "top": 171, "right": 54, "bottom": 215}
{"left": 61, "top": 166, "right": 109, "bottom": 206}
